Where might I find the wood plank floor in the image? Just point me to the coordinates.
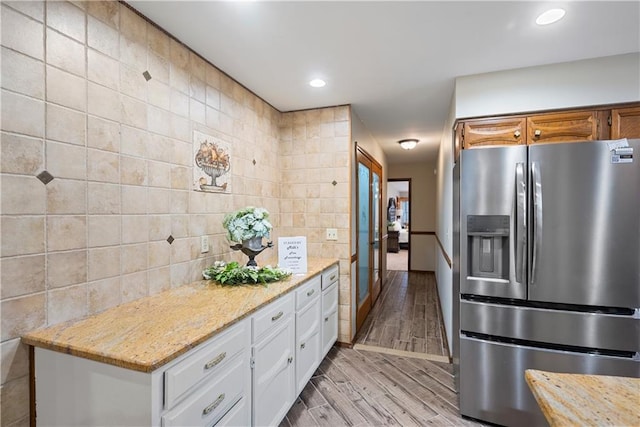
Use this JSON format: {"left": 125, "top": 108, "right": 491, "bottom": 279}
{"left": 281, "top": 346, "right": 483, "bottom": 427}
{"left": 354, "top": 271, "right": 449, "bottom": 359}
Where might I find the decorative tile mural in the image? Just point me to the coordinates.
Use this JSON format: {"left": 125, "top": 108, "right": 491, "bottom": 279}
{"left": 193, "top": 130, "right": 232, "bottom": 193}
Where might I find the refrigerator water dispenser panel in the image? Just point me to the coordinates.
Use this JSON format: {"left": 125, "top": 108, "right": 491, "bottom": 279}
{"left": 467, "top": 215, "right": 510, "bottom": 280}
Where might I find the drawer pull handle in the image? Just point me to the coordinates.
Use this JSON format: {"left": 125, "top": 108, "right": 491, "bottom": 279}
{"left": 301, "top": 342, "right": 306, "bottom": 349}
{"left": 325, "top": 317, "right": 329, "bottom": 322}
{"left": 204, "top": 352, "right": 226, "bottom": 370}
{"left": 203, "top": 393, "right": 225, "bottom": 416}
{"left": 330, "top": 274, "right": 336, "bottom": 281}
{"left": 306, "top": 289, "right": 315, "bottom": 297}
{"left": 288, "top": 356, "right": 293, "bottom": 364}
{"left": 272, "top": 311, "right": 284, "bottom": 322}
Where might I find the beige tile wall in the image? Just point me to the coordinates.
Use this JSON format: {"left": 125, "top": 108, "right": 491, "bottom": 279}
{"left": 0, "top": 1, "right": 346, "bottom": 425}
{"left": 279, "top": 107, "right": 352, "bottom": 342}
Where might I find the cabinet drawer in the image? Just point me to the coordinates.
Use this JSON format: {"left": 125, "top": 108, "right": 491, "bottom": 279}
{"left": 162, "top": 356, "right": 245, "bottom": 427}
{"left": 215, "top": 396, "right": 249, "bottom": 427}
{"left": 164, "top": 319, "right": 248, "bottom": 410}
{"left": 322, "top": 281, "right": 338, "bottom": 316}
{"left": 295, "top": 275, "right": 321, "bottom": 311}
{"left": 252, "top": 292, "right": 294, "bottom": 343}
{"left": 322, "top": 265, "right": 339, "bottom": 290}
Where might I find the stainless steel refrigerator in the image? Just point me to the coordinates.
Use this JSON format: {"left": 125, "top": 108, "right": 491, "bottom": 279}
{"left": 457, "top": 139, "right": 640, "bottom": 426}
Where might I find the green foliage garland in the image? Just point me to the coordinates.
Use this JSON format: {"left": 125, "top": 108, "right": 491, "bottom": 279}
{"left": 203, "top": 261, "right": 292, "bottom": 286}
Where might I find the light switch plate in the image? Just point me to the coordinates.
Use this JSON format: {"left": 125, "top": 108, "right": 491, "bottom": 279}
{"left": 326, "top": 228, "right": 338, "bottom": 241}
{"left": 201, "top": 235, "right": 210, "bottom": 253}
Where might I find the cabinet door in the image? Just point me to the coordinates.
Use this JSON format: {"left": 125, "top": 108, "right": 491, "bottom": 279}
{"left": 252, "top": 317, "right": 295, "bottom": 427}
{"left": 295, "top": 297, "right": 321, "bottom": 394}
{"left": 527, "top": 111, "right": 597, "bottom": 144}
{"left": 321, "top": 282, "right": 339, "bottom": 357}
{"left": 462, "top": 118, "right": 525, "bottom": 148}
{"left": 611, "top": 106, "right": 640, "bottom": 139}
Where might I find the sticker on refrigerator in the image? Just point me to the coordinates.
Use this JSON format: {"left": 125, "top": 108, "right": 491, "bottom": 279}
{"left": 611, "top": 147, "right": 633, "bottom": 164}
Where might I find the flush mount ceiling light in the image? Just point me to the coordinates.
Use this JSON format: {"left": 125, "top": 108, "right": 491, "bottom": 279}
{"left": 309, "top": 79, "right": 326, "bottom": 88}
{"left": 398, "top": 139, "right": 419, "bottom": 150}
{"left": 536, "top": 8, "right": 566, "bottom": 25}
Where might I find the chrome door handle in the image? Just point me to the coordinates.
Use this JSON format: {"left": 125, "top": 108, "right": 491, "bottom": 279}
{"left": 271, "top": 311, "right": 284, "bottom": 322}
{"left": 531, "top": 162, "right": 543, "bottom": 285}
{"left": 515, "top": 162, "right": 526, "bottom": 284}
{"left": 306, "top": 289, "right": 315, "bottom": 297}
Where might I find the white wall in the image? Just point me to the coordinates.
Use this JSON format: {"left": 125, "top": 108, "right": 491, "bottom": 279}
{"left": 435, "top": 96, "right": 456, "bottom": 350}
{"left": 436, "top": 52, "right": 640, "bottom": 354}
{"left": 456, "top": 53, "right": 640, "bottom": 119}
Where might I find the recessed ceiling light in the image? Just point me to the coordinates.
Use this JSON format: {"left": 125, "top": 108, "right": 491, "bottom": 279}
{"left": 309, "top": 79, "right": 326, "bottom": 88}
{"left": 536, "top": 8, "right": 566, "bottom": 25}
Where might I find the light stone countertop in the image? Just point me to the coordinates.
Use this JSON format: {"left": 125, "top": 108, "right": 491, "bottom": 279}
{"left": 23, "top": 258, "right": 338, "bottom": 373}
{"left": 525, "top": 369, "right": 640, "bottom": 426}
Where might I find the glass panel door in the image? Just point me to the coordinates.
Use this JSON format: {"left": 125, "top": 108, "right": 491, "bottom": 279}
{"left": 357, "top": 162, "right": 370, "bottom": 306}
{"left": 355, "top": 147, "right": 383, "bottom": 332}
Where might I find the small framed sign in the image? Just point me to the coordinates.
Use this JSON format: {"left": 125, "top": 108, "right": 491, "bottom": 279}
{"left": 278, "top": 236, "right": 308, "bottom": 274}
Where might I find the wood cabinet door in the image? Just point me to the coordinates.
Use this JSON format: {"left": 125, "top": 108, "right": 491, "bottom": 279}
{"left": 462, "top": 118, "right": 526, "bottom": 148}
{"left": 611, "top": 106, "right": 640, "bottom": 139}
{"left": 527, "top": 111, "right": 597, "bottom": 144}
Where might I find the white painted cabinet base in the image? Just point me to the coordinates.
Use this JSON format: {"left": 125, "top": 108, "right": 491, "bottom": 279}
{"left": 32, "top": 264, "right": 340, "bottom": 427}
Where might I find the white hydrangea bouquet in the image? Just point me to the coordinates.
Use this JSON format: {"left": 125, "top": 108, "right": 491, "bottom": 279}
{"left": 203, "top": 206, "right": 291, "bottom": 285}
{"left": 222, "top": 206, "right": 272, "bottom": 243}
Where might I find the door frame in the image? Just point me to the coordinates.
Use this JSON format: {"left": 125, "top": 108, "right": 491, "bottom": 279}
{"left": 355, "top": 146, "right": 383, "bottom": 332}
{"left": 387, "top": 178, "right": 412, "bottom": 271}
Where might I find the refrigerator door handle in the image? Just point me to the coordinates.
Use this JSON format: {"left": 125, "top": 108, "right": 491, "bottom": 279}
{"left": 531, "top": 162, "right": 543, "bottom": 285}
{"left": 515, "top": 162, "right": 526, "bottom": 284}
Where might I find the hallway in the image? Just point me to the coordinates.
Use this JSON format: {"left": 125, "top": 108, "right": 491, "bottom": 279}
{"left": 354, "top": 271, "right": 449, "bottom": 360}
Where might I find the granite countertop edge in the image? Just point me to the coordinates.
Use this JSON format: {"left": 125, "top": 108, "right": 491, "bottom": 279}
{"left": 23, "top": 258, "right": 339, "bottom": 373}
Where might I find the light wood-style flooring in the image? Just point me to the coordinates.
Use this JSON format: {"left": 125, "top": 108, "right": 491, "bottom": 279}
{"left": 281, "top": 346, "right": 482, "bottom": 426}
{"left": 355, "top": 271, "right": 449, "bottom": 359}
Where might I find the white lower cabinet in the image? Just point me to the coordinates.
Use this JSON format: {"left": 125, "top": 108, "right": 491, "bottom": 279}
{"left": 251, "top": 293, "right": 295, "bottom": 427}
{"left": 32, "top": 264, "right": 339, "bottom": 427}
{"left": 321, "top": 266, "right": 339, "bottom": 358}
{"left": 295, "top": 277, "right": 322, "bottom": 394}
{"left": 33, "top": 318, "right": 252, "bottom": 427}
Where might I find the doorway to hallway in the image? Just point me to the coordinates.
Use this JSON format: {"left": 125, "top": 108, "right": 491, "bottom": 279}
{"left": 386, "top": 179, "right": 410, "bottom": 271}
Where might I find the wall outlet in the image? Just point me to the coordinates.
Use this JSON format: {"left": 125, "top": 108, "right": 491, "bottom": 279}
{"left": 200, "top": 235, "right": 210, "bottom": 253}
{"left": 326, "top": 228, "right": 338, "bottom": 241}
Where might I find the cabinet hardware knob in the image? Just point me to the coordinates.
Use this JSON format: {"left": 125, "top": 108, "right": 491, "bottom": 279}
{"left": 325, "top": 317, "right": 329, "bottom": 322}
{"left": 204, "top": 352, "right": 226, "bottom": 370}
{"left": 514, "top": 130, "right": 521, "bottom": 138}
{"left": 301, "top": 342, "right": 306, "bottom": 349}
{"left": 306, "top": 289, "right": 315, "bottom": 297}
{"left": 203, "top": 393, "right": 225, "bottom": 415}
{"left": 288, "top": 356, "right": 293, "bottom": 364}
{"left": 534, "top": 129, "right": 542, "bottom": 137}
{"left": 271, "top": 311, "right": 284, "bottom": 321}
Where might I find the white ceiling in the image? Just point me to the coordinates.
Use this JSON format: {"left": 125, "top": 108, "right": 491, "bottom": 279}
{"left": 128, "top": 1, "right": 640, "bottom": 164}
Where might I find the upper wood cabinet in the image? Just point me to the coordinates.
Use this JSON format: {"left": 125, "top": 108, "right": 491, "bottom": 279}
{"left": 611, "top": 106, "right": 640, "bottom": 139}
{"left": 458, "top": 102, "right": 640, "bottom": 150}
{"left": 527, "top": 111, "right": 598, "bottom": 145}
{"left": 462, "top": 117, "right": 526, "bottom": 149}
